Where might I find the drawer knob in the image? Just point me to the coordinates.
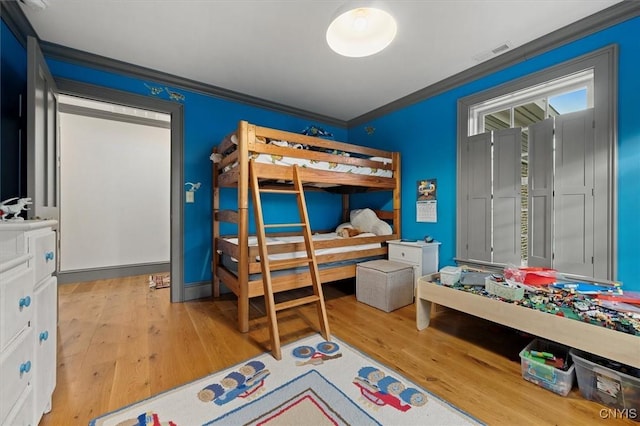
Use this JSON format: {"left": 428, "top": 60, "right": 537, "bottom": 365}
{"left": 39, "top": 331, "right": 49, "bottom": 342}
{"left": 45, "top": 251, "right": 55, "bottom": 261}
{"left": 19, "top": 296, "right": 32, "bottom": 308}
{"left": 20, "top": 360, "right": 32, "bottom": 374}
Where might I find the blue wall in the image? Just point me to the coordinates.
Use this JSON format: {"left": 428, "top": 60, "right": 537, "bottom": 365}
{"left": 1, "top": 21, "right": 28, "bottom": 201}
{"left": 0, "top": 19, "right": 347, "bottom": 286}
{"left": 45, "top": 59, "right": 348, "bottom": 285}
{"left": 351, "top": 16, "right": 640, "bottom": 291}
{"left": 3, "top": 13, "right": 638, "bottom": 290}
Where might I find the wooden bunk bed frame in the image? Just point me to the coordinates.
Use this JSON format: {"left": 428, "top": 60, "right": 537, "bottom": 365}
{"left": 212, "top": 120, "right": 401, "bottom": 332}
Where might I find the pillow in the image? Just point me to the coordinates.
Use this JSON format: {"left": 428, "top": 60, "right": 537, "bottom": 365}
{"left": 350, "top": 208, "right": 392, "bottom": 236}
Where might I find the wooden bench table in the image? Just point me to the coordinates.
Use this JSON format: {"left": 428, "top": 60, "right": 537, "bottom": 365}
{"left": 416, "top": 274, "right": 640, "bottom": 368}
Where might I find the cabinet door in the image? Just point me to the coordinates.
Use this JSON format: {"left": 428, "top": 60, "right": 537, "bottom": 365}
{"left": 33, "top": 276, "right": 57, "bottom": 422}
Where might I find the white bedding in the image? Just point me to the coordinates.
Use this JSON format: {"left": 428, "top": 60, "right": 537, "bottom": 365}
{"left": 211, "top": 137, "right": 393, "bottom": 178}
{"left": 223, "top": 232, "right": 381, "bottom": 262}
{"left": 249, "top": 153, "right": 392, "bottom": 177}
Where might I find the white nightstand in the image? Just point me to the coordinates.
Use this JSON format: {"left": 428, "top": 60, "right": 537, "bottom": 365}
{"left": 387, "top": 240, "right": 440, "bottom": 286}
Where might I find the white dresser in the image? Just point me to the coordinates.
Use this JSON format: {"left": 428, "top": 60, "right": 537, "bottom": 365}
{"left": 387, "top": 239, "right": 440, "bottom": 285}
{"left": 0, "top": 220, "right": 57, "bottom": 426}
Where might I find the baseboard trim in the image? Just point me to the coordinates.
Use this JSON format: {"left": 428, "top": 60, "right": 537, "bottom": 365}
{"left": 184, "top": 281, "right": 213, "bottom": 301}
{"left": 58, "top": 268, "right": 223, "bottom": 303}
{"left": 57, "top": 262, "right": 170, "bottom": 284}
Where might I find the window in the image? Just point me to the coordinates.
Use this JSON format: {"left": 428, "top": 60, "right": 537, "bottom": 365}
{"left": 470, "top": 69, "right": 593, "bottom": 136}
{"left": 457, "top": 46, "right": 617, "bottom": 280}
{"left": 468, "top": 71, "right": 593, "bottom": 266}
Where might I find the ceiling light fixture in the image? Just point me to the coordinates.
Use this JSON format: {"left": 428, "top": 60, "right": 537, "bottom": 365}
{"left": 326, "top": 3, "right": 397, "bottom": 58}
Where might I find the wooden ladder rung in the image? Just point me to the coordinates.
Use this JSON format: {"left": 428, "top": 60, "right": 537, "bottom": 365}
{"left": 269, "top": 258, "right": 312, "bottom": 271}
{"left": 275, "top": 295, "right": 320, "bottom": 312}
{"left": 264, "top": 223, "right": 305, "bottom": 228}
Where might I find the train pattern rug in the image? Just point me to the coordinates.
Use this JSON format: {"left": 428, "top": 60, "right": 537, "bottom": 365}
{"left": 90, "top": 334, "right": 483, "bottom": 425}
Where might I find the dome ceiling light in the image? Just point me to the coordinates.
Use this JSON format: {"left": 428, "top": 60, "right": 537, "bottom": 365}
{"left": 326, "top": 5, "right": 397, "bottom": 58}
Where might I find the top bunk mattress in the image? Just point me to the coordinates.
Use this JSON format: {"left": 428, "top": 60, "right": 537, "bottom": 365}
{"left": 232, "top": 152, "right": 392, "bottom": 178}
{"left": 211, "top": 136, "right": 393, "bottom": 179}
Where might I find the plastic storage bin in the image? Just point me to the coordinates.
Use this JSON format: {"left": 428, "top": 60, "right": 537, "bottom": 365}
{"left": 519, "top": 339, "right": 575, "bottom": 396}
{"left": 439, "top": 266, "right": 461, "bottom": 286}
{"left": 570, "top": 348, "right": 640, "bottom": 417}
{"left": 485, "top": 276, "right": 524, "bottom": 301}
{"left": 356, "top": 260, "right": 414, "bottom": 312}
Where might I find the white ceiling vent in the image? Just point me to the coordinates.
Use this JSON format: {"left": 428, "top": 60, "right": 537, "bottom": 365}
{"left": 473, "top": 41, "right": 513, "bottom": 63}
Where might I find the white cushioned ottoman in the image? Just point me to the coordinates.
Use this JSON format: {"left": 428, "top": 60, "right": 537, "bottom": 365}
{"left": 356, "top": 259, "right": 414, "bottom": 312}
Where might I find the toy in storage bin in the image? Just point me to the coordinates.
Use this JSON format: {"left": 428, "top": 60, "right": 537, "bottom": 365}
{"left": 439, "top": 266, "right": 461, "bottom": 286}
{"left": 485, "top": 276, "right": 524, "bottom": 301}
{"left": 570, "top": 348, "right": 640, "bottom": 419}
{"left": 519, "top": 339, "right": 575, "bottom": 396}
{"left": 504, "top": 266, "right": 557, "bottom": 285}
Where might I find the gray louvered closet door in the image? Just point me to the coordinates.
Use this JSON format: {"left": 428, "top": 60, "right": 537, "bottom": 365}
{"left": 464, "top": 133, "right": 492, "bottom": 262}
{"left": 528, "top": 118, "right": 554, "bottom": 267}
{"left": 554, "top": 108, "right": 595, "bottom": 276}
{"left": 459, "top": 107, "right": 606, "bottom": 278}
{"left": 493, "top": 128, "right": 522, "bottom": 265}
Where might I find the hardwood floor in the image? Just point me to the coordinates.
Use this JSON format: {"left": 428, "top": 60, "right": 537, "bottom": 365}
{"left": 41, "top": 275, "right": 636, "bottom": 425}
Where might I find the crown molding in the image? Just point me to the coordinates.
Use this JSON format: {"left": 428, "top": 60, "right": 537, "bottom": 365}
{"left": 3, "top": 0, "right": 638, "bottom": 129}
{"left": 39, "top": 41, "right": 347, "bottom": 128}
{"left": 0, "top": 0, "right": 37, "bottom": 46}
{"left": 348, "top": 1, "right": 640, "bottom": 127}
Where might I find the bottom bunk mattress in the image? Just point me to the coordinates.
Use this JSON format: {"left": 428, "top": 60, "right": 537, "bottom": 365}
{"left": 220, "top": 232, "right": 385, "bottom": 279}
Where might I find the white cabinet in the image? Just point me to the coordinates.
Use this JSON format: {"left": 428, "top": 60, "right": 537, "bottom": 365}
{"left": 387, "top": 240, "right": 440, "bottom": 285}
{"left": 0, "top": 220, "right": 57, "bottom": 426}
{"left": 33, "top": 276, "right": 57, "bottom": 418}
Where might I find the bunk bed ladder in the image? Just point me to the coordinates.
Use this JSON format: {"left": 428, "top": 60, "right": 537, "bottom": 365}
{"left": 249, "top": 160, "right": 331, "bottom": 360}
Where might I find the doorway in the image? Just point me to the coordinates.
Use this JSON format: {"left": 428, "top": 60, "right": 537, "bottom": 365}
{"left": 55, "top": 79, "right": 184, "bottom": 302}
{"left": 58, "top": 94, "right": 171, "bottom": 276}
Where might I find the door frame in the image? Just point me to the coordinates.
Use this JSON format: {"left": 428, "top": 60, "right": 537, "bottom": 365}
{"left": 55, "top": 78, "right": 185, "bottom": 302}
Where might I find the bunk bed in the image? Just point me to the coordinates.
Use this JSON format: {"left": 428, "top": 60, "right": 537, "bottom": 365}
{"left": 211, "top": 120, "right": 401, "bottom": 332}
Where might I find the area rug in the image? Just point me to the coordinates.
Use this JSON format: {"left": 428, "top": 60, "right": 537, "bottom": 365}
{"left": 89, "top": 334, "right": 483, "bottom": 426}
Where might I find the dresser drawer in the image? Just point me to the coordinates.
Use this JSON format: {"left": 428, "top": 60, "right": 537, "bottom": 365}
{"left": 30, "top": 230, "right": 56, "bottom": 285}
{"left": 0, "top": 328, "right": 34, "bottom": 423}
{"left": 388, "top": 244, "right": 422, "bottom": 265}
{"left": 2, "top": 385, "right": 32, "bottom": 426}
{"left": 0, "top": 267, "right": 35, "bottom": 351}
{"left": 0, "top": 229, "right": 27, "bottom": 257}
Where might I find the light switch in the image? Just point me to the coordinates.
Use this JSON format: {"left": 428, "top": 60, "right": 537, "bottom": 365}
{"left": 186, "top": 191, "right": 195, "bottom": 203}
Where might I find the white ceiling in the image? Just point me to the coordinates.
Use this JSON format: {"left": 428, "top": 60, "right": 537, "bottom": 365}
{"left": 19, "top": 0, "right": 623, "bottom": 122}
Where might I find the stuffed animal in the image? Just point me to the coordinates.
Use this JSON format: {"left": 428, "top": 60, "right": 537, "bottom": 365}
{"left": 338, "top": 227, "right": 365, "bottom": 238}
{"left": 350, "top": 208, "right": 392, "bottom": 236}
